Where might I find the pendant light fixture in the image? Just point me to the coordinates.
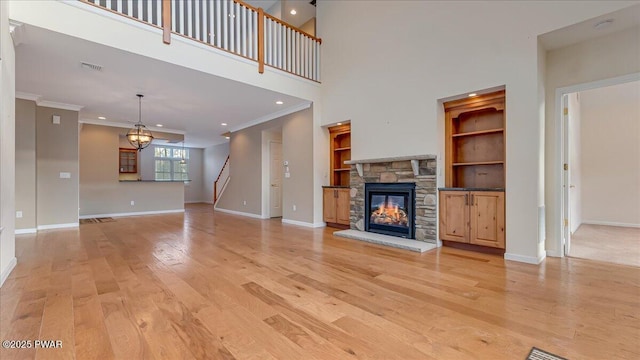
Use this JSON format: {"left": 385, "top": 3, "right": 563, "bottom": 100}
{"left": 127, "top": 94, "right": 154, "bottom": 151}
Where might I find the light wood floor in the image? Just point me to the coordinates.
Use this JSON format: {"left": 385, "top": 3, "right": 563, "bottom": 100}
{"left": 569, "top": 224, "right": 640, "bottom": 267}
{"left": 1, "top": 204, "right": 638, "bottom": 360}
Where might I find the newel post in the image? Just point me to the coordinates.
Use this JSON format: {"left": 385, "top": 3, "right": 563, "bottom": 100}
{"left": 162, "top": 0, "right": 171, "bottom": 44}
{"left": 257, "top": 7, "right": 265, "bottom": 74}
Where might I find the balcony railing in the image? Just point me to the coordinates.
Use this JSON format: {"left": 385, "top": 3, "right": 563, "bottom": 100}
{"left": 81, "top": 0, "right": 321, "bottom": 82}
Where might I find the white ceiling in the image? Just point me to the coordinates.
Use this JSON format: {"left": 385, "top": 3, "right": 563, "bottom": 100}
{"left": 540, "top": 4, "right": 640, "bottom": 50}
{"left": 15, "top": 24, "right": 309, "bottom": 148}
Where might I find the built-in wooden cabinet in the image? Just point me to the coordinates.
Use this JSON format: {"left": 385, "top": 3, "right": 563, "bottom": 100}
{"left": 119, "top": 148, "right": 137, "bottom": 173}
{"left": 440, "top": 90, "right": 506, "bottom": 250}
{"left": 445, "top": 90, "right": 505, "bottom": 189}
{"left": 323, "top": 187, "right": 350, "bottom": 227}
{"left": 439, "top": 190, "right": 505, "bottom": 249}
{"left": 329, "top": 124, "right": 351, "bottom": 186}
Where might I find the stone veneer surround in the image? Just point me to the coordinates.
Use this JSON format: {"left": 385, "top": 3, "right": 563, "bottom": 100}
{"left": 346, "top": 156, "right": 437, "bottom": 243}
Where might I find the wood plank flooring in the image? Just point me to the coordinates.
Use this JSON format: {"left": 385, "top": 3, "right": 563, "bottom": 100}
{"left": 569, "top": 224, "right": 640, "bottom": 267}
{"left": 1, "top": 203, "right": 638, "bottom": 359}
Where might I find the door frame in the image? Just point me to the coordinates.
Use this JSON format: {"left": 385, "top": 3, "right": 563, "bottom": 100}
{"left": 553, "top": 72, "right": 640, "bottom": 257}
{"left": 268, "top": 140, "right": 283, "bottom": 218}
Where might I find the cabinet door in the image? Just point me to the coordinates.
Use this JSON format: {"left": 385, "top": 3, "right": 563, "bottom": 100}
{"left": 439, "top": 191, "right": 469, "bottom": 243}
{"left": 470, "top": 191, "right": 505, "bottom": 249}
{"left": 323, "top": 188, "right": 337, "bottom": 223}
{"left": 336, "top": 189, "right": 351, "bottom": 225}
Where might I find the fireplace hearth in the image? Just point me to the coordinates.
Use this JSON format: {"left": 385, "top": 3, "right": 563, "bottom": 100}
{"left": 365, "top": 183, "right": 415, "bottom": 239}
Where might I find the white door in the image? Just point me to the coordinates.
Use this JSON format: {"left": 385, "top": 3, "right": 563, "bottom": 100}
{"left": 269, "top": 141, "right": 283, "bottom": 218}
{"left": 562, "top": 94, "right": 571, "bottom": 256}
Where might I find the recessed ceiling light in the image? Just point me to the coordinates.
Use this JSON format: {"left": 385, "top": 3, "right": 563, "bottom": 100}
{"left": 98, "top": 116, "right": 106, "bottom": 120}
{"left": 221, "top": 123, "right": 228, "bottom": 126}
{"left": 468, "top": 93, "right": 477, "bottom": 97}
{"left": 276, "top": 101, "right": 284, "bottom": 105}
{"left": 594, "top": 19, "right": 614, "bottom": 30}
{"left": 156, "top": 124, "right": 163, "bottom": 127}
{"left": 337, "top": 122, "right": 342, "bottom": 126}
{"left": 290, "top": 9, "right": 297, "bottom": 15}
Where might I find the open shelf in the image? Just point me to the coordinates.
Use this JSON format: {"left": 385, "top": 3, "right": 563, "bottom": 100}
{"left": 329, "top": 124, "right": 351, "bottom": 186}
{"left": 453, "top": 161, "right": 504, "bottom": 166}
{"left": 452, "top": 128, "right": 504, "bottom": 137}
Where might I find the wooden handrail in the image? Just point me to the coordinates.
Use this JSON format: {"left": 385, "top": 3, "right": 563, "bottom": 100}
{"left": 233, "top": 0, "right": 259, "bottom": 12}
{"left": 81, "top": 0, "right": 321, "bottom": 81}
{"left": 214, "top": 155, "right": 230, "bottom": 204}
{"left": 263, "top": 12, "right": 322, "bottom": 44}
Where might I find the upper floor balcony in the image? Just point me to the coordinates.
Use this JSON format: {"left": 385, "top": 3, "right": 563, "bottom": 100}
{"left": 80, "top": 0, "right": 321, "bottom": 82}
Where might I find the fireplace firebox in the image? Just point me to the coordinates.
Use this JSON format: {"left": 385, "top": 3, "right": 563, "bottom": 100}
{"left": 364, "top": 183, "right": 416, "bottom": 239}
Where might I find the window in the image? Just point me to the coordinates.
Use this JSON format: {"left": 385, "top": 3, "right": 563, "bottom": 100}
{"left": 154, "top": 145, "right": 189, "bottom": 181}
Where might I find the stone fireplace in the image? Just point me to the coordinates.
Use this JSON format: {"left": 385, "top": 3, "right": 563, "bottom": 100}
{"left": 346, "top": 155, "right": 437, "bottom": 243}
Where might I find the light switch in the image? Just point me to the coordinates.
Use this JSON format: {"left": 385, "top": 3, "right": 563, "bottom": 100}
{"left": 52, "top": 115, "right": 61, "bottom": 124}
{"left": 59, "top": 172, "right": 71, "bottom": 179}
{"left": 285, "top": 172, "right": 290, "bottom": 178}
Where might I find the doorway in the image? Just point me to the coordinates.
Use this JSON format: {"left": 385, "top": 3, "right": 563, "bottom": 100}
{"left": 557, "top": 76, "right": 640, "bottom": 266}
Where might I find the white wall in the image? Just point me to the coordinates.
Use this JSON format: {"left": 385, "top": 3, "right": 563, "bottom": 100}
{"left": 203, "top": 142, "right": 230, "bottom": 203}
{"left": 318, "top": 0, "right": 637, "bottom": 263}
{"left": 545, "top": 26, "right": 640, "bottom": 254}
{"left": 579, "top": 81, "right": 640, "bottom": 227}
{"left": 0, "top": 0, "right": 17, "bottom": 286}
{"left": 568, "top": 93, "right": 582, "bottom": 233}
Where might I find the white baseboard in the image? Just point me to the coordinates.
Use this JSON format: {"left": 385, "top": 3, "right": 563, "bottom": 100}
{"left": 546, "top": 249, "right": 563, "bottom": 257}
{"left": 79, "top": 209, "right": 184, "bottom": 219}
{"left": 504, "top": 252, "right": 546, "bottom": 265}
{"left": 15, "top": 228, "right": 37, "bottom": 235}
{"left": 281, "top": 219, "right": 326, "bottom": 228}
{"left": 214, "top": 208, "right": 268, "bottom": 219}
{"left": 37, "top": 223, "right": 79, "bottom": 230}
{"left": 582, "top": 220, "right": 640, "bottom": 228}
{"left": 0, "top": 257, "right": 17, "bottom": 287}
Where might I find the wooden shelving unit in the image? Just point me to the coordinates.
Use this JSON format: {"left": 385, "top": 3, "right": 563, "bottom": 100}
{"left": 444, "top": 91, "right": 506, "bottom": 189}
{"left": 329, "top": 124, "right": 351, "bottom": 186}
{"left": 440, "top": 90, "right": 506, "bottom": 250}
{"left": 119, "top": 148, "right": 138, "bottom": 174}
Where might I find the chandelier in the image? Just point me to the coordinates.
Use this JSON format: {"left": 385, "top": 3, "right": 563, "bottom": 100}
{"left": 127, "top": 94, "right": 154, "bottom": 151}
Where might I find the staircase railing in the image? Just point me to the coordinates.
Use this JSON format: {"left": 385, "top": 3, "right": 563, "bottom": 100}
{"left": 81, "top": 0, "right": 321, "bottom": 82}
{"left": 214, "top": 155, "right": 230, "bottom": 204}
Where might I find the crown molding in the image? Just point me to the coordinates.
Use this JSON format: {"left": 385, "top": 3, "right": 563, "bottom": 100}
{"left": 79, "top": 118, "right": 185, "bottom": 135}
{"left": 16, "top": 92, "right": 84, "bottom": 111}
{"left": 15, "top": 91, "right": 41, "bottom": 102}
{"left": 37, "top": 100, "right": 84, "bottom": 112}
{"left": 230, "top": 101, "right": 312, "bottom": 133}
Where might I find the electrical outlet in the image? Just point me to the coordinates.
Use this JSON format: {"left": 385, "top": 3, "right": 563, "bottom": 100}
{"left": 292, "top": 205, "right": 296, "bottom": 211}
{"left": 16, "top": 211, "right": 23, "bottom": 218}
{"left": 243, "top": 200, "right": 247, "bottom": 206}
{"left": 285, "top": 172, "right": 290, "bottom": 178}
{"left": 130, "top": 200, "right": 135, "bottom": 206}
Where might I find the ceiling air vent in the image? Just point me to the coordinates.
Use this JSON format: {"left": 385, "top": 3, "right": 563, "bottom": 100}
{"left": 80, "top": 62, "right": 103, "bottom": 71}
